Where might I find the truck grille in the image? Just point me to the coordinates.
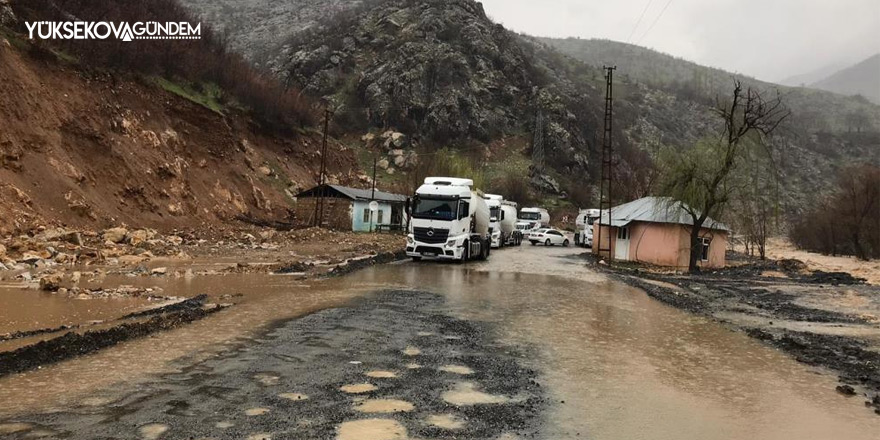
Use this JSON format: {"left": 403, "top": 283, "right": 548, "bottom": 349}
{"left": 414, "top": 227, "right": 449, "bottom": 244}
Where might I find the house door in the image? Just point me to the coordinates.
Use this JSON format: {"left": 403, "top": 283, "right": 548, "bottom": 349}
{"left": 615, "top": 227, "right": 630, "bottom": 261}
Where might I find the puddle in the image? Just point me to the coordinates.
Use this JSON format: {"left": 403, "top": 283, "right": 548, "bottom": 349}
{"left": 337, "top": 418, "right": 408, "bottom": 440}
{"left": 340, "top": 383, "right": 378, "bottom": 394}
{"left": 416, "top": 332, "right": 434, "bottom": 337}
{"left": 439, "top": 365, "right": 474, "bottom": 375}
{"left": 426, "top": 414, "right": 466, "bottom": 430}
{"left": 365, "top": 370, "right": 397, "bottom": 378}
{"left": 353, "top": 399, "right": 415, "bottom": 413}
{"left": 138, "top": 423, "right": 169, "bottom": 440}
{"left": 402, "top": 346, "right": 421, "bottom": 356}
{"left": 215, "top": 421, "right": 234, "bottom": 429}
{"left": 405, "top": 363, "right": 422, "bottom": 369}
{"left": 0, "top": 422, "right": 32, "bottom": 434}
{"left": 246, "top": 434, "right": 272, "bottom": 440}
{"left": 442, "top": 382, "right": 508, "bottom": 406}
{"left": 244, "top": 407, "right": 270, "bottom": 416}
{"left": 253, "top": 373, "right": 280, "bottom": 386}
{"left": 278, "top": 393, "right": 308, "bottom": 401}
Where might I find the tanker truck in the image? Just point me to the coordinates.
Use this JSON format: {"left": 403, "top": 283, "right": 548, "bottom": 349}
{"left": 406, "top": 177, "right": 491, "bottom": 262}
{"left": 518, "top": 207, "right": 551, "bottom": 230}
{"left": 484, "top": 194, "right": 522, "bottom": 248}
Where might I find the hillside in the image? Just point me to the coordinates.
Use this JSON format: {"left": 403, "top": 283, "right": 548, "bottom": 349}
{"left": 0, "top": 26, "right": 363, "bottom": 236}
{"left": 811, "top": 54, "right": 880, "bottom": 105}
{"left": 179, "top": 0, "right": 360, "bottom": 62}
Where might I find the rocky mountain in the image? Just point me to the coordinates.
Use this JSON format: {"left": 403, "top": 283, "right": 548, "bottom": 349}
{"left": 178, "top": 0, "right": 880, "bottom": 212}
{"left": 179, "top": 0, "right": 360, "bottom": 61}
{"left": 810, "top": 54, "right": 880, "bottom": 105}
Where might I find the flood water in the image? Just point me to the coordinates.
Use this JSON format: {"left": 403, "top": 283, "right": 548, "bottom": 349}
{"left": 1, "top": 246, "right": 878, "bottom": 439}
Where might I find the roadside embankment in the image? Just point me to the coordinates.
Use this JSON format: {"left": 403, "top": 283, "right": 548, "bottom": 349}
{"left": 591, "top": 255, "right": 880, "bottom": 415}
{"left": 0, "top": 226, "right": 406, "bottom": 374}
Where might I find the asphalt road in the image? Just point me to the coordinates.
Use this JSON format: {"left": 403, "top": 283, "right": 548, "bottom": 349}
{"left": 2, "top": 244, "right": 879, "bottom": 439}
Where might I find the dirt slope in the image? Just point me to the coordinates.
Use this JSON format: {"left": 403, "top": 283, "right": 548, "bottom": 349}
{"left": 0, "top": 37, "right": 361, "bottom": 235}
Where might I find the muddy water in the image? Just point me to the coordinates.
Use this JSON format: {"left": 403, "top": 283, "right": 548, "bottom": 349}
{"left": 1, "top": 246, "right": 879, "bottom": 439}
{"left": 0, "top": 284, "right": 151, "bottom": 335}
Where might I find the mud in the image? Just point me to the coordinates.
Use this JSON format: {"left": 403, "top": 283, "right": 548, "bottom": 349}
{"left": 0, "top": 297, "right": 225, "bottom": 377}
{"left": 0, "top": 291, "right": 544, "bottom": 439}
{"left": 599, "top": 255, "right": 880, "bottom": 408}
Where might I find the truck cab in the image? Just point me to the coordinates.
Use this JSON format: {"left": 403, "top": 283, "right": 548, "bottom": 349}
{"left": 406, "top": 177, "right": 490, "bottom": 262}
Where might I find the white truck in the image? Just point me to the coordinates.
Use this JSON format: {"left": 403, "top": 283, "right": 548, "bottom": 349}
{"left": 484, "top": 194, "right": 522, "bottom": 248}
{"left": 574, "top": 209, "right": 600, "bottom": 247}
{"left": 518, "top": 207, "right": 551, "bottom": 231}
{"left": 407, "top": 177, "right": 491, "bottom": 262}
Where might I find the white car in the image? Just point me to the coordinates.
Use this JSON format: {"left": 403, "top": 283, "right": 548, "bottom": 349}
{"left": 528, "top": 228, "right": 570, "bottom": 247}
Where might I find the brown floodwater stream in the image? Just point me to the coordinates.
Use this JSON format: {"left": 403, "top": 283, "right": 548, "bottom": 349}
{"left": 0, "top": 246, "right": 878, "bottom": 439}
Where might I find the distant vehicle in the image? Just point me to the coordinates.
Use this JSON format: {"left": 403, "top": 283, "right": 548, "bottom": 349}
{"left": 518, "top": 207, "right": 550, "bottom": 230}
{"left": 484, "top": 194, "right": 522, "bottom": 248}
{"left": 528, "top": 228, "right": 570, "bottom": 247}
{"left": 407, "top": 177, "right": 491, "bottom": 262}
{"left": 574, "top": 209, "right": 600, "bottom": 247}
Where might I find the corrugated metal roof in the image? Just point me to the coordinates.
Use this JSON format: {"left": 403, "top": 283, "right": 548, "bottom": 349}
{"left": 329, "top": 185, "right": 407, "bottom": 203}
{"left": 600, "top": 197, "right": 729, "bottom": 231}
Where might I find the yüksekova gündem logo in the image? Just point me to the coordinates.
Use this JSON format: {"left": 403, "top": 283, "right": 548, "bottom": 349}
{"left": 25, "top": 21, "right": 201, "bottom": 42}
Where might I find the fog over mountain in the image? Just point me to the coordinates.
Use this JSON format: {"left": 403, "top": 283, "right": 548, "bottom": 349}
{"left": 479, "top": 0, "right": 880, "bottom": 83}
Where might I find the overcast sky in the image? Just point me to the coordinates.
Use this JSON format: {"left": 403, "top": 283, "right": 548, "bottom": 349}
{"left": 479, "top": 0, "right": 880, "bottom": 83}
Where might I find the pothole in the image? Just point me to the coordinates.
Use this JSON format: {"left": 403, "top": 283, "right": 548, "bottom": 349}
{"left": 354, "top": 399, "right": 415, "bottom": 414}
{"left": 337, "top": 418, "right": 408, "bottom": 440}
{"left": 215, "top": 421, "right": 234, "bottom": 429}
{"left": 138, "top": 423, "right": 169, "bottom": 440}
{"left": 253, "top": 373, "right": 280, "bottom": 386}
{"left": 442, "top": 382, "right": 508, "bottom": 406}
{"left": 402, "top": 346, "right": 422, "bottom": 356}
{"left": 405, "top": 363, "right": 422, "bottom": 369}
{"left": 279, "top": 393, "right": 309, "bottom": 401}
{"left": 439, "top": 365, "right": 474, "bottom": 375}
{"left": 365, "top": 370, "right": 398, "bottom": 379}
{"left": 340, "top": 383, "right": 378, "bottom": 394}
{"left": 246, "top": 434, "right": 272, "bottom": 440}
{"left": 427, "top": 414, "right": 466, "bottom": 430}
{"left": 244, "top": 407, "right": 271, "bottom": 416}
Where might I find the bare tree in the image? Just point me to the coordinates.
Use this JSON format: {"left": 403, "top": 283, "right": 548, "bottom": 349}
{"left": 660, "top": 80, "right": 790, "bottom": 272}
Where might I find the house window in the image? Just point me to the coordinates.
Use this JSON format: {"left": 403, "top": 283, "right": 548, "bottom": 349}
{"left": 617, "top": 227, "right": 630, "bottom": 240}
{"left": 363, "top": 208, "right": 370, "bottom": 223}
{"left": 377, "top": 209, "right": 384, "bottom": 224}
{"left": 701, "top": 238, "right": 712, "bottom": 261}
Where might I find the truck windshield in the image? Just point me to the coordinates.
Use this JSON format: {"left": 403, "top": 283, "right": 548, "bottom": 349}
{"left": 413, "top": 197, "right": 458, "bottom": 221}
{"left": 490, "top": 207, "right": 501, "bottom": 221}
{"left": 520, "top": 212, "right": 541, "bottom": 221}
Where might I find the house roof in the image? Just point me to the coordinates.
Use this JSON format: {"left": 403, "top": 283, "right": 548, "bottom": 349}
{"left": 600, "top": 197, "right": 729, "bottom": 231}
{"left": 297, "top": 184, "right": 408, "bottom": 203}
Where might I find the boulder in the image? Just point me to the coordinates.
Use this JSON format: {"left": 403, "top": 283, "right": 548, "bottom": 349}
{"left": 39, "top": 273, "right": 64, "bottom": 292}
{"left": 151, "top": 267, "right": 168, "bottom": 276}
{"left": 393, "top": 155, "right": 406, "bottom": 167}
{"left": 377, "top": 158, "right": 390, "bottom": 170}
{"left": 103, "top": 227, "right": 128, "bottom": 244}
{"left": 126, "top": 229, "right": 149, "bottom": 246}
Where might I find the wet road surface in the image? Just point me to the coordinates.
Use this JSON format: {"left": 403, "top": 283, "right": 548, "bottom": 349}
{"left": 2, "top": 245, "right": 880, "bottom": 439}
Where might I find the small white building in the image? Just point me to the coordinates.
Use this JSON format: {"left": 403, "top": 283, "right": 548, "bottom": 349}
{"left": 295, "top": 184, "right": 408, "bottom": 232}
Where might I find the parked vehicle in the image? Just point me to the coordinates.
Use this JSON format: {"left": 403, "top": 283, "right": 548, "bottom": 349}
{"left": 574, "top": 209, "right": 600, "bottom": 247}
{"left": 518, "top": 207, "right": 550, "bottom": 230}
{"left": 528, "top": 228, "right": 570, "bottom": 247}
{"left": 407, "top": 177, "right": 491, "bottom": 262}
{"left": 485, "top": 194, "right": 523, "bottom": 248}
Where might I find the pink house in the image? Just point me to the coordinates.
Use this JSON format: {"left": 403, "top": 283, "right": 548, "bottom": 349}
{"left": 593, "top": 197, "right": 729, "bottom": 269}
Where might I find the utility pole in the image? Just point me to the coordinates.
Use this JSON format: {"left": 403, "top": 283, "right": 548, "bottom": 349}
{"left": 597, "top": 66, "right": 616, "bottom": 261}
{"left": 314, "top": 108, "right": 333, "bottom": 227}
{"left": 370, "top": 155, "right": 377, "bottom": 233}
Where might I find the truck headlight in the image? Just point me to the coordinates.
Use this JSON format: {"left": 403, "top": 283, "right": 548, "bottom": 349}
{"left": 406, "top": 235, "right": 414, "bottom": 244}
{"left": 492, "top": 231, "right": 501, "bottom": 238}
{"left": 446, "top": 239, "right": 457, "bottom": 247}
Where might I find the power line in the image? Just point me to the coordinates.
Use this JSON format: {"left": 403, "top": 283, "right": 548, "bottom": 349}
{"left": 626, "top": 0, "right": 654, "bottom": 43}
{"left": 636, "top": 0, "right": 674, "bottom": 45}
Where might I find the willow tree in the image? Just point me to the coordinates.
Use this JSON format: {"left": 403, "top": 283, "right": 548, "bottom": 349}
{"left": 659, "top": 80, "right": 790, "bottom": 273}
